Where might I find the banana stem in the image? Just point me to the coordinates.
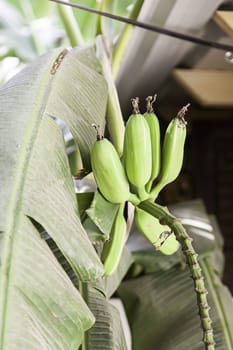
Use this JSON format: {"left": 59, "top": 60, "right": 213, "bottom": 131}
{"left": 20, "top": 0, "right": 46, "bottom": 55}
{"left": 137, "top": 186, "right": 149, "bottom": 202}
{"left": 129, "top": 193, "right": 140, "bottom": 206}
{"left": 149, "top": 182, "right": 164, "bottom": 201}
{"left": 95, "top": 36, "right": 125, "bottom": 156}
{"left": 146, "top": 179, "right": 153, "bottom": 193}
{"left": 112, "top": 0, "right": 144, "bottom": 79}
{"left": 138, "top": 200, "right": 215, "bottom": 350}
{"left": 57, "top": 1, "right": 85, "bottom": 47}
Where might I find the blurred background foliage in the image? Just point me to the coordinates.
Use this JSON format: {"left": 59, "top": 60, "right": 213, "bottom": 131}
{"left": 0, "top": 0, "right": 137, "bottom": 84}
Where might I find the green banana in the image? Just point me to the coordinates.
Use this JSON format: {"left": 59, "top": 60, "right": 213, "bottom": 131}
{"left": 91, "top": 127, "right": 139, "bottom": 204}
{"left": 134, "top": 207, "right": 180, "bottom": 255}
{"left": 158, "top": 232, "right": 180, "bottom": 255}
{"left": 144, "top": 95, "right": 161, "bottom": 191}
{"left": 150, "top": 104, "right": 189, "bottom": 200}
{"left": 123, "top": 98, "right": 152, "bottom": 201}
{"left": 103, "top": 203, "right": 127, "bottom": 276}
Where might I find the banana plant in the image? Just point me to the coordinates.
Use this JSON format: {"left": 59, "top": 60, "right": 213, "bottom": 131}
{"left": 1, "top": 1, "right": 233, "bottom": 349}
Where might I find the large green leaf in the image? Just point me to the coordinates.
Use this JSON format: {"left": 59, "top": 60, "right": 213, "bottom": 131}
{"left": 1, "top": 214, "right": 94, "bottom": 349}
{"left": 44, "top": 229, "right": 133, "bottom": 350}
{"left": 118, "top": 267, "right": 203, "bottom": 350}
{"left": 118, "top": 258, "right": 233, "bottom": 349}
{"left": 0, "top": 46, "right": 108, "bottom": 348}
{"left": 86, "top": 191, "right": 119, "bottom": 239}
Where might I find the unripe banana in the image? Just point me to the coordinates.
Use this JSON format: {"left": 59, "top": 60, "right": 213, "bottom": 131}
{"left": 159, "top": 232, "right": 180, "bottom": 255}
{"left": 134, "top": 207, "right": 179, "bottom": 255}
{"left": 150, "top": 104, "right": 189, "bottom": 200}
{"left": 144, "top": 96, "right": 161, "bottom": 191}
{"left": 134, "top": 207, "right": 165, "bottom": 246}
{"left": 91, "top": 127, "right": 138, "bottom": 204}
{"left": 103, "top": 203, "right": 127, "bottom": 276}
{"left": 123, "top": 98, "right": 152, "bottom": 200}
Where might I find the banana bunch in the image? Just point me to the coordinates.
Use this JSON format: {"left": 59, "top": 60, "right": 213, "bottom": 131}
{"left": 90, "top": 98, "right": 189, "bottom": 275}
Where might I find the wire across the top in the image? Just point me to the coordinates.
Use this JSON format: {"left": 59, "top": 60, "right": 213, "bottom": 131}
{"left": 50, "top": 0, "right": 233, "bottom": 53}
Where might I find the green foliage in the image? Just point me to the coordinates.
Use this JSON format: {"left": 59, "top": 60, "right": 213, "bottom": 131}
{"left": 0, "top": 45, "right": 108, "bottom": 349}
{"left": 101, "top": 0, "right": 137, "bottom": 41}
{"left": 72, "top": 0, "right": 101, "bottom": 43}
{"left": 8, "top": 0, "right": 55, "bottom": 18}
{"left": 86, "top": 191, "right": 119, "bottom": 239}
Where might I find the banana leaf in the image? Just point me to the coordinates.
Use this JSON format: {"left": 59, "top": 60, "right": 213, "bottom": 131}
{"left": 82, "top": 247, "right": 133, "bottom": 350}
{"left": 0, "top": 46, "right": 108, "bottom": 349}
{"left": 44, "top": 224, "right": 133, "bottom": 350}
{"left": 84, "top": 284, "right": 129, "bottom": 350}
{"left": 118, "top": 254, "right": 233, "bottom": 349}
{"left": 86, "top": 191, "right": 119, "bottom": 239}
{"left": 51, "top": 220, "right": 133, "bottom": 350}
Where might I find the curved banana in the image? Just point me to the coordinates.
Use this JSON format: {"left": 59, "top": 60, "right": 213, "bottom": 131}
{"left": 144, "top": 95, "right": 161, "bottom": 191}
{"left": 134, "top": 207, "right": 180, "bottom": 255}
{"left": 123, "top": 98, "right": 152, "bottom": 201}
{"left": 91, "top": 127, "right": 139, "bottom": 204}
{"left": 159, "top": 232, "right": 180, "bottom": 255}
{"left": 103, "top": 203, "right": 127, "bottom": 276}
{"left": 150, "top": 104, "right": 189, "bottom": 200}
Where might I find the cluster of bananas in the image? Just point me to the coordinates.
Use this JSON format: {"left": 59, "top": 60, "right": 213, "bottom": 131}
{"left": 91, "top": 96, "right": 189, "bottom": 275}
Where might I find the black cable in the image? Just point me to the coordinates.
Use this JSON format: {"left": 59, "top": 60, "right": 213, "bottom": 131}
{"left": 50, "top": 0, "right": 233, "bottom": 53}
